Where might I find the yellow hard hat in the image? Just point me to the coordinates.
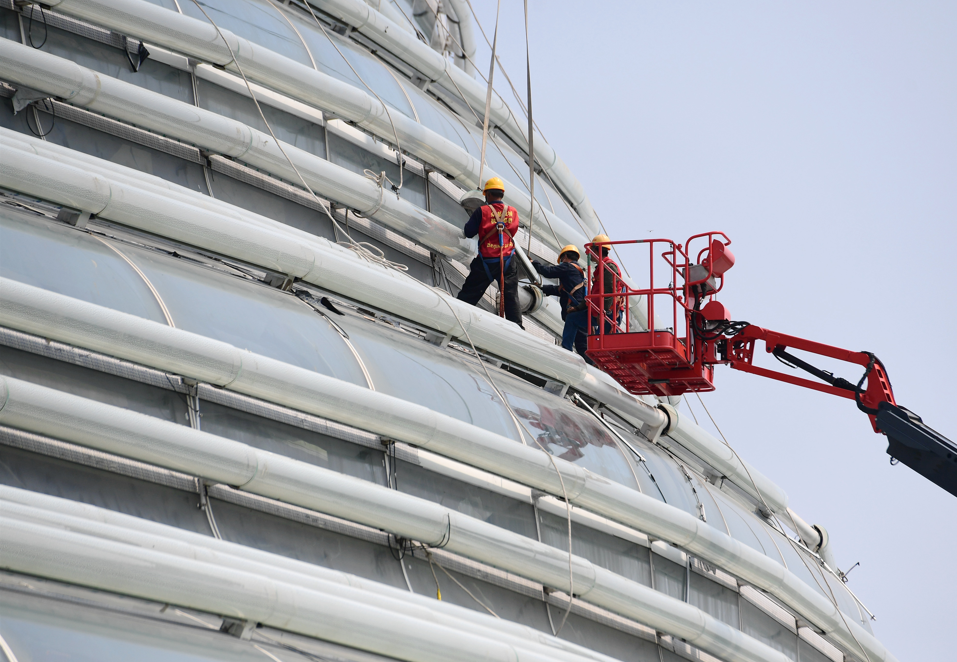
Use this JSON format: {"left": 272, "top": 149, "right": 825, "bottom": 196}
{"left": 592, "top": 234, "right": 611, "bottom": 244}
{"left": 483, "top": 176, "right": 505, "bottom": 194}
{"left": 559, "top": 245, "right": 580, "bottom": 260}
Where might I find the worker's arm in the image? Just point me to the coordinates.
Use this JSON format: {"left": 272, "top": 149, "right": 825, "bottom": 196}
{"left": 532, "top": 260, "right": 567, "bottom": 279}
{"left": 542, "top": 284, "right": 560, "bottom": 297}
{"left": 462, "top": 208, "right": 483, "bottom": 239}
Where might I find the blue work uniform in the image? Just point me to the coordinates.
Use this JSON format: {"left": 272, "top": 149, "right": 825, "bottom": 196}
{"left": 533, "top": 260, "right": 591, "bottom": 363}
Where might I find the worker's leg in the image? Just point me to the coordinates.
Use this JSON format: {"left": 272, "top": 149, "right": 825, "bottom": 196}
{"left": 562, "top": 309, "right": 586, "bottom": 350}
{"left": 502, "top": 258, "right": 524, "bottom": 329}
{"left": 456, "top": 256, "right": 493, "bottom": 305}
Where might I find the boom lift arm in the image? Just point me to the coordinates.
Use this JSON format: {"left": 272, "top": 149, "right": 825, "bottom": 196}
{"left": 584, "top": 234, "right": 957, "bottom": 498}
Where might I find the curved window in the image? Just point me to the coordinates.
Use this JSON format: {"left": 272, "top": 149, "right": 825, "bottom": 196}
{"left": 182, "top": 0, "right": 314, "bottom": 68}
{"left": 111, "top": 242, "right": 369, "bottom": 385}
{"left": 705, "top": 487, "right": 769, "bottom": 557}
{"left": 293, "top": 16, "right": 416, "bottom": 119}
{"left": 398, "top": 80, "right": 472, "bottom": 152}
{"left": 0, "top": 208, "right": 167, "bottom": 323}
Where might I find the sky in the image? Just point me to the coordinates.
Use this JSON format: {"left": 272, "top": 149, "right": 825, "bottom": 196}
{"left": 466, "top": 2, "right": 956, "bottom": 660}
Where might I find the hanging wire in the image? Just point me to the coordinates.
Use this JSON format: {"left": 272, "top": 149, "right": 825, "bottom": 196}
{"left": 187, "top": 0, "right": 407, "bottom": 273}
{"left": 523, "top": 0, "right": 535, "bottom": 254}
{"left": 26, "top": 100, "right": 55, "bottom": 139}
{"left": 476, "top": 0, "right": 502, "bottom": 189}
{"left": 26, "top": 3, "right": 48, "bottom": 49}
{"left": 295, "top": 0, "right": 405, "bottom": 192}
{"left": 692, "top": 391, "right": 874, "bottom": 662}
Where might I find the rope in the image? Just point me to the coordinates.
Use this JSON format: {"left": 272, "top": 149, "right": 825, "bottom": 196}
{"left": 188, "top": 0, "right": 407, "bottom": 275}
{"left": 423, "top": 546, "right": 501, "bottom": 618}
{"left": 692, "top": 391, "right": 873, "bottom": 662}
{"left": 477, "top": 0, "right": 501, "bottom": 189}
{"left": 523, "top": 0, "right": 535, "bottom": 254}
{"left": 295, "top": 0, "right": 405, "bottom": 192}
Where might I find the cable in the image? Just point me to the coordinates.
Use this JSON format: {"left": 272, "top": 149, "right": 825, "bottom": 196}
{"left": 476, "top": 0, "right": 502, "bottom": 189}
{"left": 187, "top": 0, "right": 407, "bottom": 274}
{"left": 692, "top": 392, "right": 874, "bottom": 662}
{"left": 26, "top": 100, "right": 54, "bottom": 138}
{"left": 523, "top": 0, "right": 535, "bottom": 254}
{"left": 26, "top": 3, "right": 48, "bottom": 50}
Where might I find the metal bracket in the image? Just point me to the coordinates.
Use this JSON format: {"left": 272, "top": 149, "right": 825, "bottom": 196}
{"left": 424, "top": 330, "right": 452, "bottom": 348}
{"left": 543, "top": 380, "right": 568, "bottom": 398}
{"left": 56, "top": 207, "right": 91, "bottom": 229}
{"left": 263, "top": 272, "right": 294, "bottom": 291}
{"left": 219, "top": 617, "right": 255, "bottom": 640}
{"left": 11, "top": 86, "right": 50, "bottom": 115}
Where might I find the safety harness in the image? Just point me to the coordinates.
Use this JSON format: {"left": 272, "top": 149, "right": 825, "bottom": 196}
{"left": 478, "top": 206, "right": 515, "bottom": 317}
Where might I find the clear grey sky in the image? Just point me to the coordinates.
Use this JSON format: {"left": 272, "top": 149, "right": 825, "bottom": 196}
{"left": 468, "top": 2, "right": 956, "bottom": 659}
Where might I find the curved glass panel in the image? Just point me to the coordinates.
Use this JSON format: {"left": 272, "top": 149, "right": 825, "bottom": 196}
{"left": 327, "top": 132, "right": 428, "bottom": 209}
{"left": 764, "top": 526, "right": 830, "bottom": 600}
{"left": 706, "top": 487, "right": 767, "bottom": 556}
{"left": 652, "top": 553, "right": 685, "bottom": 600}
{"left": 746, "top": 515, "right": 786, "bottom": 566}
{"left": 336, "top": 314, "right": 523, "bottom": 442}
{"left": 505, "top": 384, "right": 639, "bottom": 489}
{"left": 294, "top": 17, "right": 415, "bottom": 118}
{"left": 741, "top": 599, "right": 798, "bottom": 660}
{"left": 689, "top": 473, "right": 728, "bottom": 535}
{"left": 538, "top": 174, "right": 585, "bottom": 230}
{"left": 113, "top": 242, "right": 368, "bottom": 384}
{"left": 632, "top": 441, "right": 700, "bottom": 516}
{"left": 399, "top": 80, "right": 472, "bottom": 152}
{"left": 182, "top": 0, "right": 314, "bottom": 67}
{"left": 0, "top": 209, "right": 166, "bottom": 323}
{"left": 821, "top": 570, "right": 868, "bottom": 632}
{"left": 689, "top": 571, "right": 739, "bottom": 627}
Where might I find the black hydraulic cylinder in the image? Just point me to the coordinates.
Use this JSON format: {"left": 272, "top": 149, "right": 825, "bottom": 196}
{"left": 876, "top": 401, "right": 957, "bottom": 498}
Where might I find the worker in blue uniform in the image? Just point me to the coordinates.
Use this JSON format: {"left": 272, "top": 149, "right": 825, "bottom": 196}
{"left": 533, "top": 245, "right": 592, "bottom": 364}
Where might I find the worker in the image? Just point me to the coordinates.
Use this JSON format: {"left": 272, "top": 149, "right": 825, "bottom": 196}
{"left": 589, "top": 234, "right": 624, "bottom": 334}
{"left": 456, "top": 177, "right": 523, "bottom": 328}
{"left": 532, "top": 245, "right": 591, "bottom": 363}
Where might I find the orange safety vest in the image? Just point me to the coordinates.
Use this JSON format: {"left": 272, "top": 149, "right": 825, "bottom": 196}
{"left": 592, "top": 255, "right": 624, "bottom": 315}
{"left": 477, "top": 203, "right": 519, "bottom": 260}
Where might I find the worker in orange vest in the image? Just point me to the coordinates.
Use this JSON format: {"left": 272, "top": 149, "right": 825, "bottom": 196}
{"left": 589, "top": 234, "right": 625, "bottom": 334}
{"left": 456, "top": 177, "right": 523, "bottom": 328}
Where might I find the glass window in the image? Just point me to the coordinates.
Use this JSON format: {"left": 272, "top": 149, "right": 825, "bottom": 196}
{"left": 764, "top": 527, "right": 830, "bottom": 600}
{"left": 199, "top": 400, "right": 386, "bottom": 485}
{"left": 0, "top": 208, "right": 167, "bottom": 323}
{"left": 706, "top": 487, "right": 769, "bottom": 557}
{"left": 30, "top": 24, "right": 194, "bottom": 104}
{"left": 689, "top": 571, "right": 738, "bottom": 627}
{"left": 630, "top": 441, "right": 701, "bottom": 516}
{"left": 0, "top": 346, "right": 189, "bottom": 425}
{"left": 208, "top": 497, "right": 409, "bottom": 591}
{"left": 538, "top": 511, "right": 651, "bottom": 586}
{"left": 0, "top": 445, "right": 212, "bottom": 535}
{"left": 0, "top": 106, "right": 210, "bottom": 194}
{"left": 395, "top": 459, "right": 536, "bottom": 538}
{"left": 1, "top": 7, "right": 23, "bottom": 41}
{"left": 205, "top": 169, "right": 336, "bottom": 241}
{"left": 428, "top": 180, "right": 469, "bottom": 226}
{"left": 112, "top": 241, "right": 370, "bottom": 384}
{"left": 740, "top": 599, "right": 798, "bottom": 661}
{"left": 182, "top": 0, "right": 314, "bottom": 68}
{"left": 798, "top": 637, "right": 835, "bottom": 662}
{"left": 402, "top": 555, "right": 551, "bottom": 632}
{"left": 0, "top": 582, "right": 316, "bottom": 662}
{"left": 553, "top": 611, "right": 662, "bottom": 662}
{"left": 196, "top": 79, "right": 327, "bottom": 157}
{"left": 294, "top": 21, "right": 416, "bottom": 119}
{"left": 327, "top": 132, "right": 428, "bottom": 210}
{"left": 689, "top": 473, "right": 727, "bottom": 533}
{"left": 538, "top": 174, "right": 584, "bottom": 230}
{"left": 821, "top": 570, "right": 868, "bottom": 632}
{"left": 398, "top": 80, "right": 472, "bottom": 152}
{"left": 505, "top": 386, "right": 640, "bottom": 490}
{"left": 652, "top": 553, "right": 685, "bottom": 600}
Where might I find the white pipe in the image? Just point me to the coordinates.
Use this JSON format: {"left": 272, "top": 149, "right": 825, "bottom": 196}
{"left": 444, "top": 0, "right": 476, "bottom": 76}
{"left": 786, "top": 507, "right": 837, "bottom": 570}
{"left": 0, "top": 382, "right": 799, "bottom": 662}
{"left": 0, "top": 316, "right": 880, "bottom": 662}
{"left": 0, "top": 486, "right": 615, "bottom": 662}
{"left": 0, "top": 39, "right": 473, "bottom": 262}
{"left": 38, "top": 0, "right": 587, "bottom": 255}
{"left": 0, "top": 135, "right": 587, "bottom": 387}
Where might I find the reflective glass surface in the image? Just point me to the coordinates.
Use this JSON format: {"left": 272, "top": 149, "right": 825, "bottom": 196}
{"left": 182, "top": 0, "right": 314, "bottom": 67}
{"left": 399, "top": 80, "right": 472, "bottom": 151}
{"left": 652, "top": 553, "right": 686, "bottom": 600}
{"left": 538, "top": 511, "right": 652, "bottom": 586}
{"left": 555, "top": 611, "right": 662, "bottom": 662}
{"left": 30, "top": 25, "right": 194, "bottom": 103}
{"left": 396, "top": 459, "right": 536, "bottom": 537}
{"left": 798, "top": 637, "right": 835, "bottom": 662}
{"left": 200, "top": 400, "right": 386, "bottom": 484}
{"left": 0, "top": 208, "right": 167, "bottom": 323}
{"left": 764, "top": 525, "right": 829, "bottom": 600}
{"left": 0, "top": 346, "right": 189, "bottom": 425}
{"left": 113, "top": 241, "right": 369, "bottom": 384}
{"left": 0, "top": 9, "right": 18, "bottom": 41}
{"left": 0, "top": 585, "right": 314, "bottom": 662}
{"left": 707, "top": 487, "right": 769, "bottom": 557}
{"left": 196, "top": 79, "right": 327, "bottom": 156}
{"left": 689, "top": 570, "right": 739, "bottom": 627}
{"left": 635, "top": 443, "right": 700, "bottom": 516}
{"left": 328, "top": 132, "right": 428, "bottom": 210}
{"left": 740, "top": 599, "right": 798, "bottom": 660}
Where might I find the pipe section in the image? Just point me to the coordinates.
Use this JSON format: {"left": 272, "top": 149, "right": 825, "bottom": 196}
{"left": 0, "top": 289, "right": 879, "bottom": 659}
{"left": 786, "top": 507, "right": 837, "bottom": 570}
{"left": 0, "top": 382, "right": 798, "bottom": 662}
{"left": 37, "top": 0, "right": 586, "bottom": 255}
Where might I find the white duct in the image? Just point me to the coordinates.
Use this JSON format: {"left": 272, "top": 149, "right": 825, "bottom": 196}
{"left": 0, "top": 379, "right": 801, "bottom": 662}
{"left": 0, "top": 135, "right": 587, "bottom": 386}
{"left": 0, "top": 292, "right": 883, "bottom": 662}
{"left": 38, "top": 0, "right": 588, "bottom": 254}
{"left": 0, "top": 486, "right": 616, "bottom": 662}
